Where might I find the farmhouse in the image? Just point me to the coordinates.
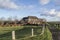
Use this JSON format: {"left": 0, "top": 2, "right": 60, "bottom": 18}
{"left": 20, "top": 16, "right": 46, "bottom": 25}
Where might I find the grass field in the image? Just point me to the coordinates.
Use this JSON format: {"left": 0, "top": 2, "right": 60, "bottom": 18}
{"left": 17, "top": 27, "right": 53, "bottom": 40}
{"left": 0, "top": 26, "right": 43, "bottom": 40}
{"left": 0, "top": 26, "right": 52, "bottom": 40}
{"left": 0, "top": 26, "right": 24, "bottom": 40}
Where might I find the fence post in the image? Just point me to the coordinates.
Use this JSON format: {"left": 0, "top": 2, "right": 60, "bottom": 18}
{"left": 32, "top": 28, "right": 34, "bottom": 36}
{"left": 12, "top": 31, "right": 15, "bottom": 40}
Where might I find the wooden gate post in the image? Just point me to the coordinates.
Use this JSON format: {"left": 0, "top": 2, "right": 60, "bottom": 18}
{"left": 12, "top": 31, "right": 15, "bottom": 40}
{"left": 32, "top": 28, "right": 34, "bottom": 36}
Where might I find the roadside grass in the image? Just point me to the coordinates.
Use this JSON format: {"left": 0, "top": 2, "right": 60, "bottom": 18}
{"left": 17, "top": 27, "right": 53, "bottom": 40}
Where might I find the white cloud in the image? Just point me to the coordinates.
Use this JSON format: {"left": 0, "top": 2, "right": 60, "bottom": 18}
{"left": 48, "top": 9, "right": 56, "bottom": 15}
{"left": 40, "top": 8, "right": 60, "bottom": 17}
{"left": 20, "top": 5, "right": 35, "bottom": 10}
{"left": 56, "top": 12, "right": 60, "bottom": 17}
{"left": 27, "top": 5, "right": 34, "bottom": 9}
{"left": 39, "top": 0, "right": 50, "bottom": 5}
{"left": 0, "top": 0, "right": 19, "bottom": 9}
{"left": 0, "top": 0, "right": 35, "bottom": 10}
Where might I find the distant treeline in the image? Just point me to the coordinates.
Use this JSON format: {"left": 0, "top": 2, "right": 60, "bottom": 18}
{"left": 0, "top": 16, "right": 46, "bottom": 27}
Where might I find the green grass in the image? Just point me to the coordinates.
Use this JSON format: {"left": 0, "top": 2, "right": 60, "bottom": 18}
{"left": 0, "top": 26, "right": 24, "bottom": 35}
{"left": 17, "top": 27, "right": 53, "bottom": 40}
{"left": 43, "top": 27, "right": 53, "bottom": 40}
{"left": 0, "top": 26, "right": 53, "bottom": 40}
{"left": 0, "top": 26, "right": 42, "bottom": 40}
{"left": 0, "top": 26, "right": 24, "bottom": 40}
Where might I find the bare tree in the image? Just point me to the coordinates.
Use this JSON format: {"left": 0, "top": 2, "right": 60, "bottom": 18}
{"left": 7, "top": 16, "right": 12, "bottom": 27}
{"left": 13, "top": 16, "right": 18, "bottom": 26}
{"left": 0, "top": 17, "right": 5, "bottom": 26}
{"left": 7, "top": 16, "right": 12, "bottom": 22}
{"left": 13, "top": 16, "right": 18, "bottom": 22}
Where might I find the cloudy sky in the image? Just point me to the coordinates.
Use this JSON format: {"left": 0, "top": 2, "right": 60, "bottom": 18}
{"left": 0, "top": 0, "right": 60, "bottom": 21}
